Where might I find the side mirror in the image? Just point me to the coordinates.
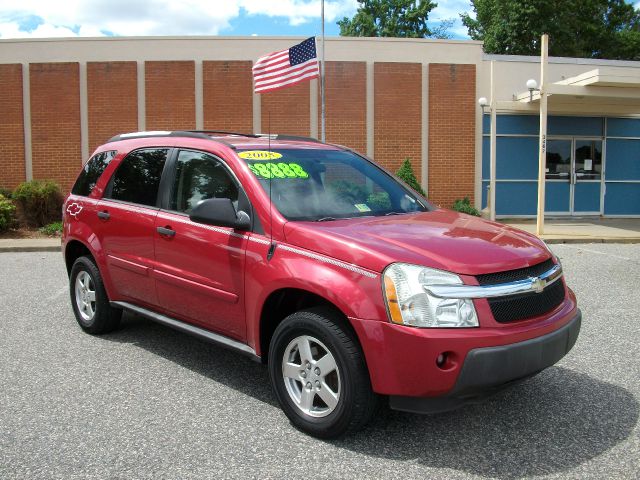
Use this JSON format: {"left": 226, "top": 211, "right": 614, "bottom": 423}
{"left": 189, "top": 198, "right": 251, "bottom": 230}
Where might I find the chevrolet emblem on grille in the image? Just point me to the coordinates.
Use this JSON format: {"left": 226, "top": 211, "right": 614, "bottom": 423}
{"left": 531, "top": 277, "right": 546, "bottom": 293}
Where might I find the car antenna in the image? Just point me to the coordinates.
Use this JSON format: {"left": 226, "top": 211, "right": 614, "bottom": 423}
{"left": 267, "top": 111, "right": 276, "bottom": 261}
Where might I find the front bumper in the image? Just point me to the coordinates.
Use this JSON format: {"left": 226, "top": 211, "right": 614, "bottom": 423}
{"left": 389, "top": 309, "right": 581, "bottom": 414}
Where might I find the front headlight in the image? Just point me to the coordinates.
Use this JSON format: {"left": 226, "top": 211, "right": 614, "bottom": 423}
{"left": 383, "top": 263, "right": 479, "bottom": 328}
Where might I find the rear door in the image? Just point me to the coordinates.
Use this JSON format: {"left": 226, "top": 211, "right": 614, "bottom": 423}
{"left": 96, "top": 148, "right": 169, "bottom": 307}
{"left": 152, "top": 149, "right": 248, "bottom": 340}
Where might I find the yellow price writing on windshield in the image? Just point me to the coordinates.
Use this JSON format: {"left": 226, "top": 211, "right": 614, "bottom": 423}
{"left": 238, "top": 150, "right": 283, "bottom": 161}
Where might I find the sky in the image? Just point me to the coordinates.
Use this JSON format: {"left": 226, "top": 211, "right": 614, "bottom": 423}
{"left": 0, "top": 0, "right": 473, "bottom": 40}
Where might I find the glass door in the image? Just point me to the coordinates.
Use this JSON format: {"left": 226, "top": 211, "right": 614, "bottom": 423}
{"left": 545, "top": 139, "right": 572, "bottom": 214}
{"left": 572, "top": 140, "right": 602, "bottom": 214}
{"left": 545, "top": 138, "right": 603, "bottom": 215}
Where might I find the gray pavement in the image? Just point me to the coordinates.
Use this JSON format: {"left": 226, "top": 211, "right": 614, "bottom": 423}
{"left": 0, "top": 246, "right": 638, "bottom": 479}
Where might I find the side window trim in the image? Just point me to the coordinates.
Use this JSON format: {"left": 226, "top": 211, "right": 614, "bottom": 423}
{"left": 104, "top": 147, "right": 173, "bottom": 208}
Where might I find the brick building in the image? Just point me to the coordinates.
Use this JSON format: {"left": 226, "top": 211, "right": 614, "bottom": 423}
{"left": 0, "top": 36, "right": 638, "bottom": 215}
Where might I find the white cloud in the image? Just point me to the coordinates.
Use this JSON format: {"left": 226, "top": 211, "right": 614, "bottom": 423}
{"left": 430, "top": 0, "right": 473, "bottom": 38}
{"left": 0, "top": 0, "right": 359, "bottom": 38}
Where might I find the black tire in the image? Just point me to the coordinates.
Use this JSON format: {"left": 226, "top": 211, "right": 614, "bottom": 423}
{"left": 268, "top": 307, "right": 378, "bottom": 438}
{"left": 69, "top": 256, "right": 122, "bottom": 334}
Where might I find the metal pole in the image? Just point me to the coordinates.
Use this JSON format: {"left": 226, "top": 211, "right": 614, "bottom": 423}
{"left": 536, "top": 34, "right": 549, "bottom": 236}
{"left": 320, "top": 0, "right": 326, "bottom": 143}
{"left": 489, "top": 61, "right": 497, "bottom": 221}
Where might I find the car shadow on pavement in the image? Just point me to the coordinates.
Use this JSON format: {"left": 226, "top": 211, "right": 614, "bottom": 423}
{"left": 105, "top": 314, "right": 637, "bottom": 479}
{"left": 104, "top": 312, "right": 278, "bottom": 408}
{"left": 333, "top": 366, "right": 639, "bottom": 479}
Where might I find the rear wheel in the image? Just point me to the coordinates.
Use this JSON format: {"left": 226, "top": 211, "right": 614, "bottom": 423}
{"left": 69, "top": 256, "right": 121, "bottom": 334}
{"left": 269, "top": 308, "right": 378, "bottom": 438}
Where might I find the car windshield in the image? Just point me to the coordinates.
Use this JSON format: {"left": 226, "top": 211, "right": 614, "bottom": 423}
{"left": 237, "top": 148, "right": 429, "bottom": 221}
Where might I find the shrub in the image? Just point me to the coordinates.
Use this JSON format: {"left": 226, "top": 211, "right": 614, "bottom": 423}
{"left": 12, "top": 180, "right": 63, "bottom": 227}
{"left": 366, "top": 191, "right": 392, "bottom": 210}
{"left": 0, "top": 187, "right": 13, "bottom": 199}
{"left": 396, "top": 159, "right": 425, "bottom": 196}
{"left": 327, "top": 180, "right": 369, "bottom": 204}
{"left": 452, "top": 197, "right": 481, "bottom": 216}
{"left": 39, "top": 221, "right": 63, "bottom": 236}
{"left": 0, "top": 194, "right": 17, "bottom": 233}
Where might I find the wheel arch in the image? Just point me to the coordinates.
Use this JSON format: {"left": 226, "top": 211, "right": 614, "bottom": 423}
{"left": 64, "top": 239, "right": 95, "bottom": 275}
{"left": 258, "top": 287, "right": 361, "bottom": 362}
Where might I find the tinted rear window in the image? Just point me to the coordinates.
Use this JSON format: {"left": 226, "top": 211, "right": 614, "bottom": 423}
{"left": 71, "top": 151, "right": 116, "bottom": 196}
{"left": 109, "top": 149, "right": 168, "bottom": 207}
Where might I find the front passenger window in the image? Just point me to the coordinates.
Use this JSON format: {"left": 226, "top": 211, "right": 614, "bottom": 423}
{"left": 170, "top": 150, "right": 239, "bottom": 214}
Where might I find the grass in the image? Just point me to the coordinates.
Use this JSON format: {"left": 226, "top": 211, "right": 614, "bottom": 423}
{"left": 38, "top": 221, "right": 63, "bottom": 236}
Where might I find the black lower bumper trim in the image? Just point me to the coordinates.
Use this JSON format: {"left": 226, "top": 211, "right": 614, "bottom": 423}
{"left": 390, "top": 309, "right": 582, "bottom": 414}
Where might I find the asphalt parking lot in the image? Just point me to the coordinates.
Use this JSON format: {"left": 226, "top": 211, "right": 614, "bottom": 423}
{"left": 1, "top": 244, "right": 639, "bottom": 479}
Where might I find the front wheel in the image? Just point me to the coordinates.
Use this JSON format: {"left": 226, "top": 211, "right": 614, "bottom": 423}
{"left": 268, "top": 308, "right": 378, "bottom": 438}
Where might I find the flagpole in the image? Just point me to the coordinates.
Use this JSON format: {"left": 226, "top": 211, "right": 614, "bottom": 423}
{"left": 320, "top": 0, "right": 326, "bottom": 143}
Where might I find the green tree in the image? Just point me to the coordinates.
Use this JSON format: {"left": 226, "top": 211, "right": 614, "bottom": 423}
{"left": 338, "top": 0, "right": 452, "bottom": 39}
{"left": 461, "top": 0, "right": 640, "bottom": 60}
{"left": 396, "top": 158, "right": 426, "bottom": 196}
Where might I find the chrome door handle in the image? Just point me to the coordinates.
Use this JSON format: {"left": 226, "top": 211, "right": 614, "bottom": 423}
{"left": 97, "top": 211, "right": 110, "bottom": 220}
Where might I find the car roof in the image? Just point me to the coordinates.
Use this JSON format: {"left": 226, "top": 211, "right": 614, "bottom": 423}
{"left": 104, "top": 130, "right": 344, "bottom": 151}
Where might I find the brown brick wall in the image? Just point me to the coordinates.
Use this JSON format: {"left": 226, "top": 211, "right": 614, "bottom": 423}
{"left": 260, "top": 81, "right": 310, "bottom": 136}
{"left": 428, "top": 63, "right": 476, "bottom": 207}
{"left": 87, "top": 62, "right": 138, "bottom": 152}
{"left": 203, "top": 61, "right": 253, "bottom": 133}
{"left": 320, "top": 62, "right": 366, "bottom": 153}
{"left": 145, "top": 61, "right": 195, "bottom": 130}
{"left": 374, "top": 63, "right": 422, "bottom": 182}
{"left": 30, "top": 63, "right": 81, "bottom": 192}
{"left": 0, "top": 64, "right": 25, "bottom": 190}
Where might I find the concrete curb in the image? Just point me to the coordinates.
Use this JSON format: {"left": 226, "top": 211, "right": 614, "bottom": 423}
{"left": 0, "top": 245, "right": 62, "bottom": 253}
{"left": 543, "top": 238, "right": 640, "bottom": 244}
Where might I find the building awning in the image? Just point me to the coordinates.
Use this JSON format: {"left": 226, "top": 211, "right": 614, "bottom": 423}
{"left": 496, "top": 68, "right": 640, "bottom": 114}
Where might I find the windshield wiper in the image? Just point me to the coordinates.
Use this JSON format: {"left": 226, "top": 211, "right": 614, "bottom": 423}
{"left": 385, "top": 211, "right": 406, "bottom": 216}
{"left": 316, "top": 216, "right": 337, "bottom": 222}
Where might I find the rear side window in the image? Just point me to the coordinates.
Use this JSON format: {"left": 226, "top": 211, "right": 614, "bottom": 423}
{"left": 71, "top": 151, "right": 116, "bottom": 196}
{"left": 109, "top": 149, "right": 168, "bottom": 207}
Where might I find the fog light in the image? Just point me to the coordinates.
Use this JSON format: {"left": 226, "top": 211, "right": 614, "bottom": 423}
{"left": 436, "top": 353, "right": 446, "bottom": 367}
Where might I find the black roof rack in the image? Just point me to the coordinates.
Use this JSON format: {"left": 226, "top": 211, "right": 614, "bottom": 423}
{"left": 106, "top": 131, "right": 211, "bottom": 143}
{"left": 105, "top": 130, "right": 239, "bottom": 149}
{"left": 189, "top": 131, "right": 324, "bottom": 144}
{"left": 105, "top": 130, "right": 325, "bottom": 147}
{"left": 187, "top": 130, "right": 260, "bottom": 138}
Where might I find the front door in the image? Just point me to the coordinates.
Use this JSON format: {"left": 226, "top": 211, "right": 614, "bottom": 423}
{"left": 153, "top": 149, "right": 248, "bottom": 340}
{"left": 545, "top": 138, "right": 602, "bottom": 215}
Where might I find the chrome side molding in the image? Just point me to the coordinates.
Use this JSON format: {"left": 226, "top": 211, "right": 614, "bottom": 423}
{"left": 111, "top": 301, "right": 261, "bottom": 362}
{"left": 426, "top": 263, "right": 563, "bottom": 299}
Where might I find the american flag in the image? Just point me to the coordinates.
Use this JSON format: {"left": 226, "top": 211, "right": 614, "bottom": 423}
{"left": 253, "top": 37, "right": 320, "bottom": 94}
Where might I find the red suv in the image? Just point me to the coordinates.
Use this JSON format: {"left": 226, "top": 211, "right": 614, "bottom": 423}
{"left": 63, "top": 131, "right": 581, "bottom": 438}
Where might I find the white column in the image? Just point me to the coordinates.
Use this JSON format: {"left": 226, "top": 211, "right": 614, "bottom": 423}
{"left": 489, "top": 61, "right": 497, "bottom": 221}
{"left": 79, "top": 62, "right": 89, "bottom": 162}
{"left": 137, "top": 61, "right": 145, "bottom": 131}
{"left": 310, "top": 79, "right": 318, "bottom": 139}
{"left": 536, "top": 34, "right": 549, "bottom": 236}
{"left": 252, "top": 89, "right": 261, "bottom": 134}
{"left": 366, "top": 62, "right": 374, "bottom": 158}
{"left": 421, "top": 63, "right": 429, "bottom": 195}
{"left": 195, "top": 60, "right": 203, "bottom": 130}
{"left": 22, "top": 63, "right": 32, "bottom": 181}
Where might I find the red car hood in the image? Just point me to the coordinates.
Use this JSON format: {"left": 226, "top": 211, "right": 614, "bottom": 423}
{"left": 283, "top": 209, "right": 551, "bottom": 276}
